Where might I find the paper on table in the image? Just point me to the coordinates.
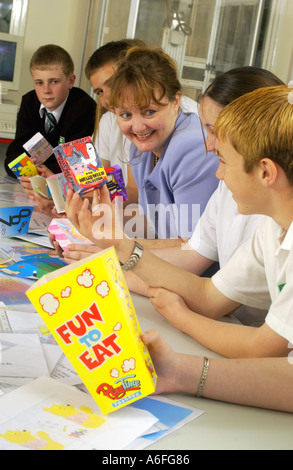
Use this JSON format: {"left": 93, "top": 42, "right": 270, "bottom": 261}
{"left": 0, "top": 376, "right": 158, "bottom": 450}
{"left": 14, "top": 233, "right": 53, "bottom": 249}
{"left": 0, "top": 309, "right": 46, "bottom": 334}
{"left": 0, "top": 273, "right": 34, "bottom": 306}
{"left": 0, "top": 254, "right": 67, "bottom": 279}
{"left": 0, "top": 205, "right": 34, "bottom": 238}
{"left": 15, "top": 210, "right": 54, "bottom": 248}
{"left": 0, "top": 308, "right": 62, "bottom": 388}
{"left": 42, "top": 344, "right": 63, "bottom": 375}
{"left": 0, "top": 333, "right": 49, "bottom": 379}
{"left": 29, "top": 211, "right": 53, "bottom": 232}
{"left": 0, "top": 176, "right": 18, "bottom": 186}
{"left": 50, "top": 354, "right": 82, "bottom": 386}
{"left": 0, "top": 189, "right": 36, "bottom": 206}
{"left": 0, "top": 247, "right": 15, "bottom": 265}
{"left": 1, "top": 242, "right": 56, "bottom": 266}
{"left": 127, "top": 395, "right": 204, "bottom": 450}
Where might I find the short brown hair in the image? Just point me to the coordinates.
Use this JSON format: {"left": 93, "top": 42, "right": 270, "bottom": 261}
{"left": 30, "top": 44, "right": 74, "bottom": 77}
{"left": 108, "top": 46, "right": 181, "bottom": 109}
{"left": 85, "top": 39, "right": 145, "bottom": 79}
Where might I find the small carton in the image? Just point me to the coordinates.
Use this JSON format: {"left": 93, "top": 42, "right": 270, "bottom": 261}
{"left": 53, "top": 136, "right": 108, "bottom": 195}
{"left": 46, "top": 173, "right": 69, "bottom": 213}
{"left": 105, "top": 165, "right": 128, "bottom": 201}
{"left": 47, "top": 218, "right": 93, "bottom": 250}
{"left": 26, "top": 247, "right": 157, "bottom": 414}
{"left": 8, "top": 153, "right": 38, "bottom": 178}
{"left": 23, "top": 132, "right": 54, "bottom": 165}
{"left": 29, "top": 175, "right": 51, "bottom": 199}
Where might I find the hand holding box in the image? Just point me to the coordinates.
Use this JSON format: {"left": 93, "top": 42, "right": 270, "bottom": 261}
{"left": 26, "top": 247, "right": 157, "bottom": 414}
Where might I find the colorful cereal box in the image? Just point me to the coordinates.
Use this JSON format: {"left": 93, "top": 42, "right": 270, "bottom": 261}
{"left": 53, "top": 136, "right": 107, "bottom": 195}
{"left": 26, "top": 247, "right": 157, "bottom": 414}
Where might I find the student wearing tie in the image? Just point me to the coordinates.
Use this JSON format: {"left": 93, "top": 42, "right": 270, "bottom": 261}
{"left": 4, "top": 44, "right": 96, "bottom": 179}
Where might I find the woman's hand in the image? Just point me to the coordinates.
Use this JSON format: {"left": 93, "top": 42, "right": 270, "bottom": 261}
{"left": 63, "top": 244, "right": 102, "bottom": 264}
{"left": 141, "top": 329, "right": 181, "bottom": 394}
{"left": 65, "top": 185, "right": 124, "bottom": 249}
{"left": 141, "top": 329, "right": 199, "bottom": 395}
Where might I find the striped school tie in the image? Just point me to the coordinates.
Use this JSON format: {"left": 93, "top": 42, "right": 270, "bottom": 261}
{"left": 45, "top": 111, "right": 57, "bottom": 134}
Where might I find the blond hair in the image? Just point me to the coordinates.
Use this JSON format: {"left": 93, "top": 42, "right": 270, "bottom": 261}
{"left": 215, "top": 85, "right": 293, "bottom": 184}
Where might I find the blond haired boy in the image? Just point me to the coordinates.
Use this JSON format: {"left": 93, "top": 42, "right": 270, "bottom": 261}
{"left": 65, "top": 85, "right": 293, "bottom": 360}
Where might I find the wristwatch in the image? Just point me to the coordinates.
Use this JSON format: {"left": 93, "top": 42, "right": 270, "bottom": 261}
{"left": 120, "top": 242, "right": 144, "bottom": 271}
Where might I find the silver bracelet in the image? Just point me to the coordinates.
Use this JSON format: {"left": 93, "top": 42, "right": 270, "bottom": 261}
{"left": 196, "top": 357, "right": 210, "bottom": 398}
{"left": 120, "top": 241, "right": 144, "bottom": 271}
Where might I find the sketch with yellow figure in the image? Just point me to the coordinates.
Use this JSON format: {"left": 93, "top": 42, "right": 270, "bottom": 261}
{"left": 0, "top": 430, "right": 64, "bottom": 450}
{"left": 0, "top": 377, "right": 159, "bottom": 450}
{"left": 44, "top": 404, "right": 106, "bottom": 428}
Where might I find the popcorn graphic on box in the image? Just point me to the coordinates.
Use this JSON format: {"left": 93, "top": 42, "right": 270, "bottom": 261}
{"left": 26, "top": 247, "right": 157, "bottom": 414}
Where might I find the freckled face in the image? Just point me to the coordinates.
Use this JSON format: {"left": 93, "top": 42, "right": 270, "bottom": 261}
{"left": 116, "top": 91, "right": 181, "bottom": 157}
{"left": 216, "top": 139, "right": 263, "bottom": 215}
{"left": 31, "top": 66, "right": 75, "bottom": 111}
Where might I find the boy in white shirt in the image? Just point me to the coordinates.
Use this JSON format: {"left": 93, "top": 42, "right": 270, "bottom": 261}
{"left": 65, "top": 85, "right": 293, "bottom": 359}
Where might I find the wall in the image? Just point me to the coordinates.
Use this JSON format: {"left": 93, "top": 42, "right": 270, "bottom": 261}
{"left": 4, "top": 0, "right": 293, "bottom": 108}
{"left": 272, "top": 0, "right": 293, "bottom": 82}
{"left": 6, "top": 0, "right": 91, "bottom": 106}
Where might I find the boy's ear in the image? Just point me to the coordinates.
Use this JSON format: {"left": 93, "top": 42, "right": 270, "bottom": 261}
{"left": 259, "top": 158, "right": 278, "bottom": 186}
{"left": 68, "top": 74, "right": 76, "bottom": 89}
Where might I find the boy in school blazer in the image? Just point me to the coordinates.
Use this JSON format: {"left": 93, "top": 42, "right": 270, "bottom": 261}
{"left": 5, "top": 44, "right": 96, "bottom": 178}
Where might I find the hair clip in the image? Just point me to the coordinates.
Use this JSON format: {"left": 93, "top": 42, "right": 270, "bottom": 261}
{"left": 288, "top": 80, "right": 293, "bottom": 104}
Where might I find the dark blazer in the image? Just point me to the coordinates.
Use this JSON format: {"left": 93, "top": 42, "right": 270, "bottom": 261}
{"left": 5, "top": 87, "right": 97, "bottom": 178}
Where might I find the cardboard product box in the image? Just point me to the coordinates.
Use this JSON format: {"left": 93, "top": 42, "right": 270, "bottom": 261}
{"left": 47, "top": 218, "right": 93, "bottom": 250}
{"left": 53, "top": 136, "right": 107, "bottom": 195}
{"left": 8, "top": 153, "right": 38, "bottom": 179}
{"left": 29, "top": 175, "right": 51, "bottom": 199}
{"left": 26, "top": 247, "right": 157, "bottom": 414}
{"left": 23, "top": 132, "right": 54, "bottom": 165}
{"left": 46, "top": 173, "right": 69, "bottom": 213}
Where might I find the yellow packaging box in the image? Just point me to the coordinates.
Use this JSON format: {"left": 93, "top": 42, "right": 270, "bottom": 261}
{"left": 26, "top": 247, "right": 157, "bottom": 414}
{"left": 8, "top": 152, "right": 38, "bottom": 178}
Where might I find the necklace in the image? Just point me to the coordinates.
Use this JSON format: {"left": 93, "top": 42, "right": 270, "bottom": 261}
{"left": 153, "top": 154, "right": 159, "bottom": 167}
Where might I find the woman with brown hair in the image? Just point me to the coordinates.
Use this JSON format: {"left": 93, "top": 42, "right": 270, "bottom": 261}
{"left": 107, "top": 45, "right": 218, "bottom": 243}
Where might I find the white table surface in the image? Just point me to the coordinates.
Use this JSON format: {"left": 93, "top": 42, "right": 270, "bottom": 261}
{"left": 132, "top": 293, "right": 293, "bottom": 450}
{"left": 0, "top": 177, "right": 292, "bottom": 450}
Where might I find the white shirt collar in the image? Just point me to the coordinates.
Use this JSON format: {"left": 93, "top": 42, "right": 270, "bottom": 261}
{"left": 281, "top": 221, "right": 293, "bottom": 251}
{"left": 40, "top": 94, "right": 68, "bottom": 122}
